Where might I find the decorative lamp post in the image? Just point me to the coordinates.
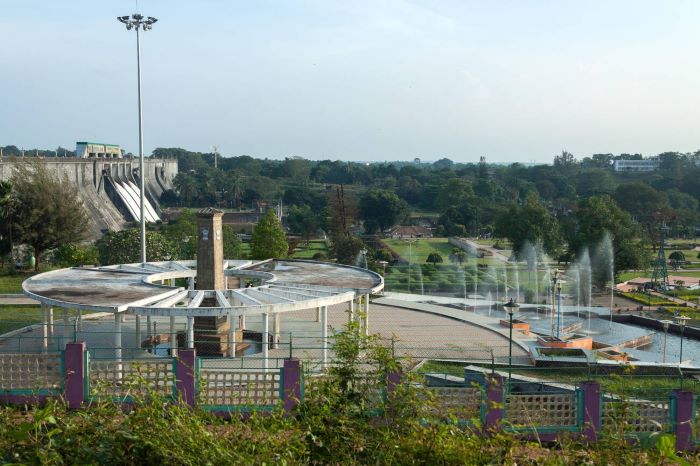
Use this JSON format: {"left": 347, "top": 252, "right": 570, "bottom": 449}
{"left": 660, "top": 320, "right": 672, "bottom": 363}
{"left": 675, "top": 315, "right": 691, "bottom": 367}
{"left": 117, "top": 13, "right": 158, "bottom": 264}
{"left": 504, "top": 298, "right": 520, "bottom": 384}
{"left": 378, "top": 260, "right": 388, "bottom": 276}
{"left": 404, "top": 239, "right": 418, "bottom": 294}
{"left": 360, "top": 248, "right": 368, "bottom": 269}
{"left": 550, "top": 270, "right": 565, "bottom": 338}
{"left": 181, "top": 234, "right": 191, "bottom": 259}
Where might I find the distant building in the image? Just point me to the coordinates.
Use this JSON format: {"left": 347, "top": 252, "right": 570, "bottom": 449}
{"left": 612, "top": 158, "right": 660, "bottom": 172}
{"left": 76, "top": 141, "right": 123, "bottom": 159}
{"left": 387, "top": 225, "right": 433, "bottom": 239}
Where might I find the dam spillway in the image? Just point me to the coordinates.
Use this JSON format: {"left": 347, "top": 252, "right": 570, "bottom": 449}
{"left": 0, "top": 157, "right": 177, "bottom": 238}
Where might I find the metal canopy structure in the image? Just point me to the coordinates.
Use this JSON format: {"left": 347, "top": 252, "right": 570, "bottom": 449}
{"left": 22, "top": 259, "right": 383, "bottom": 366}
{"left": 23, "top": 259, "right": 382, "bottom": 315}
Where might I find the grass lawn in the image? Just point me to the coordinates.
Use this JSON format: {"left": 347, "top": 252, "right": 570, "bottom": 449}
{"left": 383, "top": 238, "right": 456, "bottom": 263}
{"left": 0, "top": 305, "right": 43, "bottom": 334}
{"left": 416, "top": 360, "right": 700, "bottom": 397}
{"left": 0, "top": 273, "right": 30, "bottom": 294}
{"left": 291, "top": 240, "right": 329, "bottom": 259}
{"left": 618, "top": 291, "right": 676, "bottom": 306}
{"left": 617, "top": 271, "right": 651, "bottom": 282}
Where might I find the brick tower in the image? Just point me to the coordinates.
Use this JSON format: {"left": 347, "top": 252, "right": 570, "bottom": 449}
{"left": 194, "top": 208, "right": 230, "bottom": 356}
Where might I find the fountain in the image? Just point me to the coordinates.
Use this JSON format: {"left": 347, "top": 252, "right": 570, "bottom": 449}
{"left": 596, "top": 232, "right": 615, "bottom": 327}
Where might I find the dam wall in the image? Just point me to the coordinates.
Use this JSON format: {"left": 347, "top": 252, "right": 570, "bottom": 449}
{"left": 0, "top": 158, "right": 178, "bottom": 239}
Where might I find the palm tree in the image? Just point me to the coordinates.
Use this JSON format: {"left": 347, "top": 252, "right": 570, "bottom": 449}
{"left": 173, "top": 173, "right": 198, "bottom": 207}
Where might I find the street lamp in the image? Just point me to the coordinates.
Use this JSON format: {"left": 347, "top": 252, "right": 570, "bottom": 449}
{"left": 404, "top": 238, "right": 418, "bottom": 294}
{"left": 359, "top": 248, "right": 368, "bottom": 269}
{"left": 550, "top": 270, "right": 565, "bottom": 338}
{"left": 117, "top": 13, "right": 158, "bottom": 264}
{"left": 378, "top": 260, "right": 388, "bottom": 276}
{"left": 675, "top": 315, "right": 691, "bottom": 366}
{"left": 660, "top": 320, "right": 672, "bottom": 364}
{"left": 504, "top": 298, "right": 520, "bottom": 384}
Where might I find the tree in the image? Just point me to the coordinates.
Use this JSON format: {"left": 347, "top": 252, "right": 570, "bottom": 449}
{"left": 11, "top": 161, "right": 88, "bottom": 270}
{"left": 669, "top": 251, "right": 685, "bottom": 269}
{"left": 287, "top": 204, "right": 318, "bottom": 246}
{"left": 426, "top": 252, "right": 443, "bottom": 265}
{"left": 53, "top": 244, "right": 99, "bottom": 267}
{"left": 494, "top": 192, "right": 561, "bottom": 258}
{"left": 449, "top": 248, "right": 468, "bottom": 265}
{"left": 222, "top": 225, "right": 242, "bottom": 259}
{"left": 435, "top": 178, "right": 474, "bottom": 211}
{"left": 95, "top": 229, "right": 179, "bottom": 265}
{"left": 564, "top": 195, "right": 646, "bottom": 271}
{"left": 0, "top": 181, "right": 14, "bottom": 268}
{"left": 358, "top": 188, "right": 408, "bottom": 233}
{"left": 250, "top": 209, "right": 287, "bottom": 259}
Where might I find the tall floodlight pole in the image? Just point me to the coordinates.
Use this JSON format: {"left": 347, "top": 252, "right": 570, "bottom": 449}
{"left": 118, "top": 13, "right": 158, "bottom": 263}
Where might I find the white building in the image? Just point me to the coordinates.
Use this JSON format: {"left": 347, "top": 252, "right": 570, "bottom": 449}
{"left": 76, "top": 141, "right": 123, "bottom": 159}
{"left": 612, "top": 158, "right": 660, "bottom": 172}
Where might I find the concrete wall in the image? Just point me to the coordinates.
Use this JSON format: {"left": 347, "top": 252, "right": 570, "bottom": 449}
{"left": 0, "top": 157, "right": 178, "bottom": 239}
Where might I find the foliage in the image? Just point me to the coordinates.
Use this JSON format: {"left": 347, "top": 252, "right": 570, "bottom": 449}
{"left": 494, "top": 192, "right": 561, "bottom": 258}
{"left": 10, "top": 161, "right": 88, "bottom": 271}
{"left": 426, "top": 252, "right": 443, "bottom": 264}
{"left": 286, "top": 204, "right": 318, "bottom": 244}
{"left": 222, "top": 225, "right": 242, "bottom": 259}
{"left": 52, "top": 244, "right": 99, "bottom": 267}
{"left": 1, "top": 336, "right": 699, "bottom": 464}
{"left": 564, "top": 195, "right": 646, "bottom": 271}
{"left": 359, "top": 188, "right": 409, "bottom": 233}
{"left": 669, "top": 251, "right": 686, "bottom": 265}
{"left": 95, "top": 229, "right": 180, "bottom": 265}
{"left": 250, "top": 209, "right": 288, "bottom": 259}
{"left": 0, "top": 181, "right": 13, "bottom": 267}
{"left": 449, "top": 248, "right": 468, "bottom": 265}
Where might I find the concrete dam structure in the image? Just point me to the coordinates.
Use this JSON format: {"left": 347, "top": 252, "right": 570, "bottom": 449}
{"left": 0, "top": 158, "right": 178, "bottom": 239}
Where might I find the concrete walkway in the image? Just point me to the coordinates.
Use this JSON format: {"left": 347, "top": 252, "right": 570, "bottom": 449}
{"left": 0, "top": 294, "right": 37, "bottom": 306}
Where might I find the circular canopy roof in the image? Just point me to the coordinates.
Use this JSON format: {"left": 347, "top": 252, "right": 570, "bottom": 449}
{"left": 23, "top": 259, "right": 383, "bottom": 317}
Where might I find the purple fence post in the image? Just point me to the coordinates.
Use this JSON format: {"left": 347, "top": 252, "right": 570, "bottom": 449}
{"left": 580, "top": 381, "right": 601, "bottom": 442}
{"left": 672, "top": 390, "right": 694, "bottom": 452}
{"left": 64, "top": 342, "right": 86, "bottom": 409}
{"left": 485, "top": 374, "right": 504, "bottom": 432}
{"left": 387, "top": 367, "right": 403, "bottom": 395}
{"left": 282, "top": 358, "right": 302, "bottom": 412}
{"left": 176, "top": 349, "right": 197, "bottom": 407}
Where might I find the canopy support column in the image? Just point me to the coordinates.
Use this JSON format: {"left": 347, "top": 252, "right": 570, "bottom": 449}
{"left": 364, "top": 294, "right": 370, "bottom": 335}
{"left": 272, "top": 313, "right": 280, "bottom": 349}
{"left": 62, "top": 308, "right": 69, "bottom": 349}
{"left": 321, "top": 305, "right": 328, "bottom": 367}
{"left": 186, "top": 316, "right": 194, "bottom": 349}
{"left": 135, "top": 315, "right": 141, "bottom": 346}
{"left": 262, "top": 313, "right": 269, "bottom": 370}
{"left": 41, "top": 303, "right": 48, "bottom": 352}
{"left": 115, "top": 313, "right": 123, "bottom": 380}
{"left": 170, "top": 316, "right": 177, "bottom": 356}
{"left": 227, "top": 312, "right": 236, "bottom": 357}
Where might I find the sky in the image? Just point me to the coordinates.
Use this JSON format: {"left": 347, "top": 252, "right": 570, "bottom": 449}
{"left": 1, "top": 1, "right": 700, "bottom": 164}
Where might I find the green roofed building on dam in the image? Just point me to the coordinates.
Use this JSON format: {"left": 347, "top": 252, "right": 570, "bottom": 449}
{"left": 75, "top": 141, "right": 124, "bottom": 159}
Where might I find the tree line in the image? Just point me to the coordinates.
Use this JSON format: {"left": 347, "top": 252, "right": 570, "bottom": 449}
{"left": 5, "top": 146, "right": 700, "bottom": 273}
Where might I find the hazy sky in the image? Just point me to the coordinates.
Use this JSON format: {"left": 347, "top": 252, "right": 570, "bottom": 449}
{"left": 2, "top": 1, "right": 699, "bottom": 163}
